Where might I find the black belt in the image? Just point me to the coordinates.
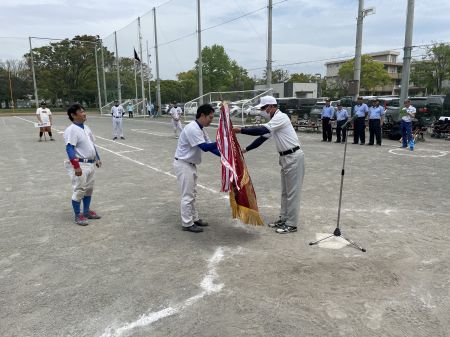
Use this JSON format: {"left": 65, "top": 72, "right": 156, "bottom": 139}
{"left": 279, "top": 146, "right": 300, "bottom": 156}
{"left": 113, "top": 116, "right": 122, "bottom": 118}
{"left": 77, "top": 158, "right": 96, "bottom": 163}
{"left": 174, "top": 157, "right": 196, "bottom": 166}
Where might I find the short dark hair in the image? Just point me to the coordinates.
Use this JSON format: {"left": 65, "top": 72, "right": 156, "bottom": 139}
{"left": 67, "top": 103, "right": 84, "bottom": 121}
{"left": 196, "top": 104, "right": 214, "bottom": 119}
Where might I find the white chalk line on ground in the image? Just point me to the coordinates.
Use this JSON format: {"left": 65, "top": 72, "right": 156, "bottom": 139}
{"left": 130, "top": 128, "right": 173, "bottom": 137}
{"left": 388, "top": 147, "right": 448, "bottom": 158}
{"left": 99, "top": 246, "right": 243, "bottom": 337}
{"left": 14, "top": 116, "right": 227, "bottom": 198}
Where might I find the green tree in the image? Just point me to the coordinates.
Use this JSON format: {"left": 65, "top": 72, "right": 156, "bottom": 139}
{"left": 263, "top": 68, "right": 290, "bottom": 83}
{"left": 0, "top": 60, "right": 32, "bottom": 108}
{"left": 194, "top": 44, "right": 255, "bottom": 94}
{"left": 338, "top": 55, "right": 391, "bottom": 93}
{"left": 24, "top": 35, "right": 114, "bottom": 107}
{"left": 411, "top": 43, "right": 450, "bottom": 94}
{"left": 288, "top": 72, "right": 317, "bottom": 83}
{"left": 177, "top": 69, "right": 198, "bottom": 101}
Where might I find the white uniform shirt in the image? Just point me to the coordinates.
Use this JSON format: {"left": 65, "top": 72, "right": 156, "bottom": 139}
{"left": 263, "top": 110, "right": 301, "bottom": 153}
{"left": 174, "top": 121, "right": 210, "bottom": 165}
{"left": 400, "top": 106, "right": 416, "bottom": 122}
{"left": 111, "top": 105, "right": 124, "bottom": 118}
{"left": 170, "top": 107, "right": 182, "bottom": 121}
{"left": 64, "top": 123, "right": 97, "bottom": 159}
{"left": 36, "top": 107, "right": 52, "bottom": 124}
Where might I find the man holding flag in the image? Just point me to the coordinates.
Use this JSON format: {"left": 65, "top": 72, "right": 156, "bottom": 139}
{"left": 233, "top": 96, "right": 305, "bottom": 234}
{"left": 173, "top": 104, "right": 220, "bottom": 233}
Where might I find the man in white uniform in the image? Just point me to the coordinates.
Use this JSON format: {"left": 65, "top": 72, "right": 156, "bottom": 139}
{"left": 169, "top": 102, "right": 183, "bottom": 138}
{"left": 233, "top": 96, "right": 305, "bottom": 234}
{"left": 64, "top": 103, "right": 102, "bottom": 226}
{"left": 111, "top": 100, "right": 125, "bottom": 140}
{"left": 174, "top": 104, "right": 220, "bottom": 233}
{"left": 36, "top": 101, "right": 54, "bottom": 141}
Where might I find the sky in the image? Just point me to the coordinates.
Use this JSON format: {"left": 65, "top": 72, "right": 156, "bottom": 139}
{"left": 1, "top": 0, "right": 450, "bottom": 80}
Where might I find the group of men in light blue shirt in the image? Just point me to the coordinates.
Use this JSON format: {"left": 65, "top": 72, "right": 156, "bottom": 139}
{"left": 321, "top": 96, "right": 386, "bottom": 146}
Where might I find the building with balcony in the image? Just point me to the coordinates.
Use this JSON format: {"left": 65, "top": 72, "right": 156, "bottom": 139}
{"left": 325, "top": 50, "right": 403, "bottom": 96}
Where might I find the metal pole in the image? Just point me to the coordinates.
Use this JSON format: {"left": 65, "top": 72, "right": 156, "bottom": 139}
{"left": 138, "top": 17, "right": 146, "bottom": 115}
{"left": 94, "top": 43, "right": 103, "bottom": 112}
{"left": 153, "top": 7, "right": 161, "bottom": 113}
{"left": 28, "top": 37, "right": 39, "bottom": 107}
{"left": 114, "top": 31, "right": 122, "bottom": 103}
{"left": 353, "top": 0, "right": 364, "bottom": 100}
{"left": 399, "top": 0, "right": 415, "bottom": 107}
{"left": 197, "top": 0, "right": 203, "bottom": 104}
{"left": 134, "top": 58, "right": 138, "bottom": 103}
{"left": 8, "top": 65, "right": 15, "bottom": 113}
{"left": 266, "top": 0, "right": 273, "bottom": 88}
{"left": 100, "top": 40, "right": 107, "bottom": 104}
{"left": 146, "top": 40, "right": 152, "bottom": 105}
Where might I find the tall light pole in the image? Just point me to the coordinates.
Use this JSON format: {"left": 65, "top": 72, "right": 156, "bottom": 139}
{"left": 399, "top": 0, "right": 415, "bottom": 107}
{"left": 114, "top": 31, "right": 122, "bottom": 103}
{"left": 28, "top": 37, "right": 39, "bottom": 107}
{"left": 266, "top": 0, "right": 273, "bottom": 88}
{"left": 353, "top": 1, "right": 375, "bottom": 100}
{"left": 153, "top": 7, "right": 161, "bottom": 113}
{"left": 197, "top": 0, "right": 203, "bottom": 103}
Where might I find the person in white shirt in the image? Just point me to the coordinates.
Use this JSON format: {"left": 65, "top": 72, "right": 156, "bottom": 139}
{"left": 36, "top": 101, "right": 54, "bottom": 141}
{"left": 111, "top": 100, "right": 125, "bottom": 140}
{"left": 64, "top": 103, "right": 102, "bottom": 226}
{"left": 400, "top": 99, "right": 416, "bottom": 150}
{"left": 174, "top": 104, "right": 220, "bottom": 233}
{"left": 233, "top": 95, "right": 305, "bottom": 234}
{"left": 169, "top": 102, "right": 183, "bottom": 138}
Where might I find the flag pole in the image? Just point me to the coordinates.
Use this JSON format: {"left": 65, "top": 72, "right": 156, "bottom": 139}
{"left": 133, "top": 54, "right": 138, "bottom": 105}
{"left": 8, "top": 66, "right": 15, "bottom": 113}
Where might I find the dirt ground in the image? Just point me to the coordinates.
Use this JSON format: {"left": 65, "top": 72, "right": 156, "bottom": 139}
{"left": 1, "top": 114, "right": 449, "bottom": 337}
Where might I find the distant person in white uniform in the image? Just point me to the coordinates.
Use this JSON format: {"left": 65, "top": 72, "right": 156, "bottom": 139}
{"left": 111, "top": 100, "right": 125, "bottom": 140}
{"left": 36, "top": 101, "right": 54, "bottom": 141}
{"left": 169, "top": 102, "right": 183, "bottom": 138}
{"left": 64, "top": 103, "right": 102, "bottom": 226}
{"left": 233, "top": 95, "right": 305, "bottom": 234}
{"left": 173, "top": 104, "right": 220, "bottom": 233}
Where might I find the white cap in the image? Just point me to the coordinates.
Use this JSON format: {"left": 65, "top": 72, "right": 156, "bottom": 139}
{"left": 259, "top": 95, "right": 277, "bottom": 107}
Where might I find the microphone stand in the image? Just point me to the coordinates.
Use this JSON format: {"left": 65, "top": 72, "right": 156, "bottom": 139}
{"left": 309, "top": 119, "right": 366, "bottom": 252}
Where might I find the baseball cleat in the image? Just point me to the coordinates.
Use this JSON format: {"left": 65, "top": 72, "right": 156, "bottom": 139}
{"left": 84, "top": 210, "right": 101, "bottom": 219}
{"left": 194, "top": 219, "right": 208, "bottom": 227}
{"left": 75, "top": 214, "right": 89, "bottom": 226}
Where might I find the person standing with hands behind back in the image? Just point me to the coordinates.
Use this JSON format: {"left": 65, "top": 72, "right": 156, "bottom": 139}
{"left": 334, "top": 103, "right": 349, "bottom": 143}
{"left": 352, "top": 96, "right": 369, "bottom": 145}
{"left": 321, "top": 99, "right": 334, "bottom": 142}
{"left": 111, "top": 100, "right": 125, "bottom": 140}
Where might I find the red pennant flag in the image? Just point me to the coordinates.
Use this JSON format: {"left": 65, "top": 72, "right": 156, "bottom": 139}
{"left": 216, "top": 103, "right": 264, "bottom": 226}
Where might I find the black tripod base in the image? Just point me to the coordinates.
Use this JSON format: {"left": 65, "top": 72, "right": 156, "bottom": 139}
{"left": 309, "top": 227, "right": 366, "bottom": 252}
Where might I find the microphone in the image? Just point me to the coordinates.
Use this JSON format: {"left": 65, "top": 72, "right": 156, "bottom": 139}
{"left": 342, "top": 114, "right": 358, "bottom": 129}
